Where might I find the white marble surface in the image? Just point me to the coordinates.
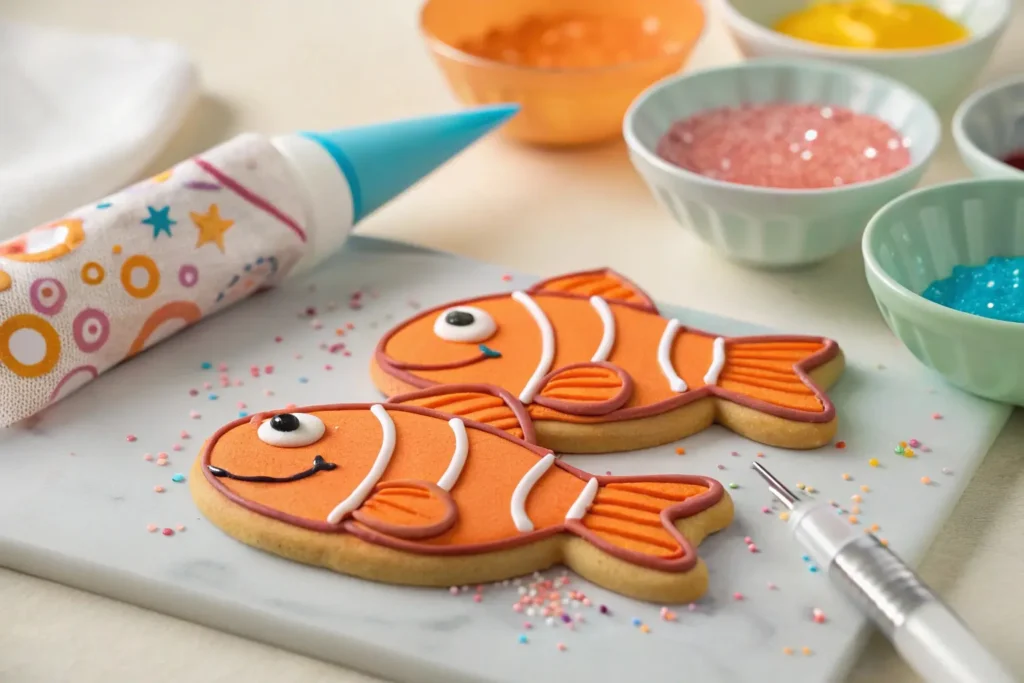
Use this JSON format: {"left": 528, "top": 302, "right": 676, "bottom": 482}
{"left": 0, "top": 237, "right": 1011, "bottom": 683}
{"left": 1, "top": 0, "right": 1023, "bottom": 682}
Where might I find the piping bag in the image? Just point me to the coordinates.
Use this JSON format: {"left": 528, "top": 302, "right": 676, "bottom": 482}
{"left": 0, "top": 104, "right": 519, "bottom": 427}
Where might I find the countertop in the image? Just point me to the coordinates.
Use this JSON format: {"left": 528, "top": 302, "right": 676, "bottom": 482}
{"left": 1, "top": 1, "right": 1023, "bottom": 681}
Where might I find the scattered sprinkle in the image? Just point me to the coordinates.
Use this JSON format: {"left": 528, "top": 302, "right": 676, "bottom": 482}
{"left": 557, "top": 643, "right": 567, "bottom": 652}
{"left": 143, "top": 453, "right": 153, "bottom": 462}
{"left": 809, "top": 566, "right": 819, "bottom": 573}
{"left": 904, "top": 448, "right": 915, "bottom": 458}
{"left": 146, "top": 524, "right": 158, "bottom": 533}
{"left": 797, "top": 482, "right": 806, "bottom": 490}
{"left": 172, "top": 444, "right": 183, "bottom": 451}
{"left": 631, "top": 617, "right": 642, "bottom": 626}
{"left": 599, "top": 605, "right": 610, "bottom": 615}
{"left": 189, "top": 388, "right": 199, "bottom": 396}
{"left": 908, "top": 438, "right": 921, "bottom": 448}
{"left": 298, "top": 377, "right": 308, "bottom": 384}
{"left": 639, "top": 624, "right": 651, "bottom": 634}
{"left": 171, "top": 473, "right": 185, "bottom": 483}
{"left": 835, "top": 440, "right": 846, "bottom": 449}
{"left": 848, "top": 516, "right": 858, "bottom": 524}
{"left": 894, "top": 445, "right": 904, "bottom": 455}
{"left": 868, "top": 458, "right": 879, "bottom": 467}
{"left": 851, "top": 506, "right": 861, "bottom": 514}
{"left": 161, "top": 528, "right": 174, "bottom": 537}
{"left": 932, "top": 413, "right": 943, "bottom": 420}
{"left": 860, "top": 485, "right": 870, "bottom": 492}
{"left": 761, "top": 506, "right": 771, "bottom": 514}
{"left": 728, "top": 482, "right": 738, "bottom": 489}
{"left": 802, "top": 647, "right": 812, "bottom": 656}
{"left": 176, "top": 524, "right": 186, "bottom": 532}
{"left": 880, "top": 538, "right": 889, "bottom": 546}
{"left": 126, "top": 434, "right": 137, "bottom": 443}
{"left": 154, "top": 485, "right": 165, "bottom": 493}
{"left": 779, "top": 512, "right": 790, "bottom": 521}
{"left": 732, "top": 592, "right": 744, "bottom": 601}
{"left": 675, "top": 447, "right": 686, "bottom": 455}
{"left": 870, "top": 523, "right": 880, "bottom": 532}
{"left": 518, "top": 634, "right": 528, "bottom": 644}
{"left": 842, "top": 473, "right": 851, "bottom": 481}
{"left": 180, "top": 430, "right": 191, "bottom": 439}
{"left": 201, "top": 362, "right": 212, "bottom": 370}
{"left": 921, "top": 476, "right": 932, "bottom": 485}
{"left": 767, "top": 582, "right": 777, "bottom": 590}
{"left": 812, "top": 608, "right": 826, "bottom": 624}
{"left": 502, "top": 274, "right": 513, "bottom": 282}
{"left": 473, "top": 594, "right": 482, "bottom": 603}
{"left": 942, "top": 467, "right": 953, "bottom": 475}
{"left": 783, "top": 647, "right": 794, "bottom": 656}
{"left": 190, "top": 410, "right": 201, "bottom": 419}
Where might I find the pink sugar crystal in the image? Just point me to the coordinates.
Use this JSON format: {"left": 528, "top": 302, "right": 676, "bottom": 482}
{"left": 657, "top": 103, "right": 910, "bottom": 190}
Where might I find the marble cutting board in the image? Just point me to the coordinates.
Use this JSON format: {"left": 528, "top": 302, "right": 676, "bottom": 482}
{"left": 0, "top": 236, "right": 1011, "bottom": 683}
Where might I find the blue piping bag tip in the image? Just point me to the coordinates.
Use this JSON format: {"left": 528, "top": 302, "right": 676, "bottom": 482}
{"left": 300, "top": 103, "right": 519, "bottom": 223}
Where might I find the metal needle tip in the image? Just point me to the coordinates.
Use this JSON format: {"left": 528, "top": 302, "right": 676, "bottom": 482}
{"left": 751, "top": 461, "right": 800, "bottom": 510}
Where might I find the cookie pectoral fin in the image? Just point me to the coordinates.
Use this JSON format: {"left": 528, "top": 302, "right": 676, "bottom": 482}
{"left": 387, "top": 384, "right": 537, "bottom": 443}
{"left": 531, "top": 362, "right": 633, "bottom": 416}
{"left": 528, "top": 269, "right": 658, "bottom": 312}
{"left": 350, "top": 480, "right": 457, "bottom": 540}
{"left": 565, "top": 476, "right": 729, "bottom": 572}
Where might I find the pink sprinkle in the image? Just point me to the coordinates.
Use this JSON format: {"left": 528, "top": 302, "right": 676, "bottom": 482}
{"left": 218, "top": 363, "right": 228, "bottom": 372}
{"left": 921, "top": 445, "right": 932, "bottom": 452}
{"left": 311, "top": 319, "right": 323, "bottom": 330}
{"left": 161, "top": 528, "right": 174, "bottom": 536}
{"left": 146, "top": 524, "right": 158, "bottom": 533}
{"left": 250, "top": 366, "right": 260, "bottom": 378}
{"left": 812, "top": 608, "right": 826, "bottom": 624}
{"left": 744, "top": 536, "right": 752, "bottom": 543}
{"left": 189, "top": 410, "right": 201, "bottom": 419}
{"left": 657, "top": 103, "right": 911, "bottom": 189}
{"left": 932, "top": 413, "right": 943, "bottom": 420}
{"left": 343, "top": 350, "right": 352, "bottom": 357}
{"left": 324, "top": 364, "right": 333, "bottom": 371}
{"left": 203, "top": 382, "right": 212, "bottom": 390}
{"left": 761, "top": 506, "right": 771, "bottom": 514}
{"left": 473, "top": 594, "right": 482, "bottom": 603}
{"left": 157, "top": 459, "right": 168, "bottom": 466}
{"left": 513, "top": 603, "right": 523, "bottom": 612}
{"left": 582, "top": 598, "right": 591, "bottom": 607}
{"left": 687, "top": 603, "right": 697, "bottom": 612}
{"left": 180, "top": 430, "right": 190, "bottom": 439}
{"left": 767, "top": 582, "right": 777, "bottom": 590}
{"left": 265, "top": 365, "right": 275, "bottom": 374}
{"left": 523, "top": 621, "right": 533, "bottom": 629}
{"left": 733, "top": 592, "right": 744, "bottom": 601}
{"left": 189, "top": 388, "right": 199, "bottom": 396}
{"left": 502, "top": 274, "right": 513, "bottom": 282}
{"left": 126, "top": 434, "right": 137, "bottom": 443}
{"left": 143, "top": 453, "right": 154, "bottom": 462}
{"left": 748, "top": 544, "right": 758, "bottom": 553}
{"left": 154, "top": 485, "right": 165, "bottom": 493}
{"left": 157, "top": 451, "right": 168, "bottom": 459}
{"left": 717, "top": 464, "right": 725, "bottom": 470}
{"left": 264, "top": 389, "right": 274, "bottom": 396}
{"left": 908, "top": 438, "right": 921, "bottom": 448}
{"left": 556, "top": 643, "right": 567, "bottom": 652}
{"left": 731, "top": 451, "right": 739, "bottom": 456}
{"left": 346, "top": 322, "right": 355, "bottom": 330}
{"left": 234, "top": 379, "right": 243, "bottom": 387}
{"left": 274, "top": 336, "right": 283, "bottom": 343}
{"left": 449, "top": 586, "right": 460, "bottom": 595}
{"left": 237, "top": 401, "right": 247, "bottom": 409}
{"left": 172, "top": 444, "right": 183, "bottom": 451}
{"left": 218, "top": 373, "right": 228, "bottom": 382}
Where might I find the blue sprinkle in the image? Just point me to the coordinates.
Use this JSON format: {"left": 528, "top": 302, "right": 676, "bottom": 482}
{"left": 518, "top": 634, "right": 528, "bottom": 644}
{"left": 298, "top": 377, "right": 309, "bottom": 384}
{"left": 801, "top": 554, "right": 810, "bottom": 562}
{"left": 208, "top": 394, "right": 218, "bottom": 400}
{"left": 256, "top": 257, "right": 265, "bottom": 265}
{"left": 809, "top": 565, "right": 819, "bottom": 573}
{"left": 239, "top": 411, "right": 248, "bottom": 417}
{"left": 200, "top": 362, "right": 212, "bottom": 370}
{"left": 96, "top": 202, "right": 112, "bottom": 209}
{"left": 171, "top": 473, "right": 185, "bottom": 483}
{"left": 244, "top": 263, "right": 252, "bottom": 272}
{"left": 923, "top": 256, "right": 1024, "bottom": 323}
{"left": 631, "top": 617, "right": 642, "bottom": 627}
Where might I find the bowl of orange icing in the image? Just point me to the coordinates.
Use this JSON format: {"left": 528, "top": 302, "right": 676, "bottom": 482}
{"left": 420, "top": 0, "right": 705, "bottom": 146}
{"left": 712, "top": 0, "right": 1012, "bottom": 106}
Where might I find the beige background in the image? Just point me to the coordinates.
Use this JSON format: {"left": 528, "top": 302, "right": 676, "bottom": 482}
{"left": 2, "top": 1, "right": 1023, "bottom": 681}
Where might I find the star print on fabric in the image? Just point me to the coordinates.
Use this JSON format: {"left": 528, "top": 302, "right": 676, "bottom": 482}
{"left": 141, "top": 205, "right": 177, "bottom": 239}
{"left": 191, "top": 204, "right": 235, "bottom": 253}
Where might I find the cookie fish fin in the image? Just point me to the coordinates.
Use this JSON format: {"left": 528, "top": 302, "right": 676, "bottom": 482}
{"left": 528, "top": 269, "right": 658, "bottom": 312}
{"left": 388, "top": 384, "right": 537, "bottom": 444}
{"left": 565, "top": 476, "right": 729, "bottom": 571}
{"left": 714, "top": 336, "right": 840, "bottom": 415}
{"left": 532, "top": 362, "right": 633, "bottom": 416}
{"left": 350, "top": 480, "right": 458, "bottom": 540}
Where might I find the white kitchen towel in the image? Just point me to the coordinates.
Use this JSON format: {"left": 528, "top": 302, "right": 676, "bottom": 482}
{"left": 0, "top": 20, "right": 198, "bottom": 239}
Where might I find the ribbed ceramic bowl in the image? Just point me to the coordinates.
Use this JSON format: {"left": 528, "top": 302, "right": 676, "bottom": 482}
{"left": 953, "top": 76, "right": 1024, "bottom": 179}
{"left": 624, "top": 59, "right": 941, "bottom": 267}
{"left": 863, "top": 178, "right": 1024, "bottom": 405}
{"left": 713, "top": 0, "right": 1012, "bottom": 107}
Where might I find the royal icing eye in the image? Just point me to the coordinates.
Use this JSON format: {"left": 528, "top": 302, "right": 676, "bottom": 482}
{"left": 433, "top": 306, "right": 496, "bottom": 343}
{"left": 257, "top": 413, "right": 325, "bottom": 447}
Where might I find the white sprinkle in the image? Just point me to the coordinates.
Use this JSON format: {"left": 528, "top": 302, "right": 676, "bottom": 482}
{"left": 864, "top": 147, "right": 878, "bottom": 159}
{"left": 800, "top": 150, "right": 813, "bottom": 161}
{"left": 887, "top": 138, "right": 900, "bottom": 150}
{"left": 789, "top": 142, "right": 801, "bottom": 153}
{"left": 721, "top": 158, "right": 731, "bottom": 170}
{"left": 820, "top": 106, "right": 834, "bottom": 119}
{"left": 546, "top": 617, "right": 556, "bottom": 626}
{"left": 902, "top": 136, "right": 912, "bottom": 148}
{"left": 805, "top": 129, "right": 818, "bottom": 142}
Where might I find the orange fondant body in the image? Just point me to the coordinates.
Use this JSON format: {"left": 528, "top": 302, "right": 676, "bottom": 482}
{"left": 374, "top": 270, "right": 840, "bottom": 429}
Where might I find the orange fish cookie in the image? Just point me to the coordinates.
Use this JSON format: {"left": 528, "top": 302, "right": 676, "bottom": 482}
{"left": 190, "top": 385, "right": 734, "bottom": 603}
{"left": 371, "top": 269, "right": 845, "bottom": 453}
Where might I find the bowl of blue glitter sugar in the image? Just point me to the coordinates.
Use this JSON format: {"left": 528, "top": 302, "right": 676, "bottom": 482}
{"left": 863, "top": 178, "right": 1024, "bottom": 405}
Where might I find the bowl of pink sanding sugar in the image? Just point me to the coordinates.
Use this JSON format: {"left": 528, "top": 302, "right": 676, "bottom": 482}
{"left": 624, "top": 58, "right": 940, "bottom": 267}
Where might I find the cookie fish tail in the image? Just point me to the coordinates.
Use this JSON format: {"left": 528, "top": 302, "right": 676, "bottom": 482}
{"left": 566, "top": 476, "right": 726, "bottom": 570}
{"left": 715, "top": 337, "right": 837, "bottom": 414}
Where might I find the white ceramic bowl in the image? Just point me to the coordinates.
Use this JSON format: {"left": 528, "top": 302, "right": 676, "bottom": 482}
{"left": 713, "top": 0, "right": 1012, "bottom": 107}
{"left": 953, "top": 76, "right": 1024, "bottom": 179}
{"left": 624, "top": 58, "right": 941, "bottom": 268}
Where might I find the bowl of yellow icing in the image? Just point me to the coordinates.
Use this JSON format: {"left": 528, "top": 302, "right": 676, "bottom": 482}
{"left": 713, "top": 0, "right": 1012, "bottom": 106}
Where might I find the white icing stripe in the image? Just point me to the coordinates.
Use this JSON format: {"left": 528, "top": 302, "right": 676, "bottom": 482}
{"left": 658, "top": 318, "right": 688, "bottom": 392}
{"left": 704, "top": 337, "right": 727, "bottom": 386}
{"left": 511, "top": 453, "right": 555, "bottom": 532}
{"left": 326, "top": 405, "right": 396, "bottom": 524}
{"left": 436, "top": 418, "right": 468, "bottom": 491}
{"left": 565, "top": 478, "right": 600, "bottom": 520}
{"left": 512, "top": 291, "right": 555, "bottom": 403}
{"left": 589, "top": 296, "right": 615, "bottom": 362}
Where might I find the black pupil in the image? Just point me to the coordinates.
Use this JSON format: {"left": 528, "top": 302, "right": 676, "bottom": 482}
{"left": 270, "top": 413, "right": 301, "bottom": 432}
{"left": 445, "top": 310, "right": 475, "bottom": 326}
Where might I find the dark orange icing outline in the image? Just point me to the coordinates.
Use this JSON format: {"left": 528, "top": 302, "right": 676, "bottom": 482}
{"left": 200, "top": 389, "right": 725, "bottom": 572}
{"left": 372, "top": 275, "right": 840, "bottom": 424}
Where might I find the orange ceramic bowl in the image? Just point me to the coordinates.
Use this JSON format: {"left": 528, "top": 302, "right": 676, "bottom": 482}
{"left": 420, "top": 0, "right": 706, "bottom": 146}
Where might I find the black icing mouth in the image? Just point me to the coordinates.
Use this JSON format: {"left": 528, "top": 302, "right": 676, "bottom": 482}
{"left": 208, "top": 455, "right": 337, "bottom": 483}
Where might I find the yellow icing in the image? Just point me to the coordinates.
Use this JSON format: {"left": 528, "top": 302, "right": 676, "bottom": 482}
{"left": 775, "top": 0, "right": 969, "bottom": 50}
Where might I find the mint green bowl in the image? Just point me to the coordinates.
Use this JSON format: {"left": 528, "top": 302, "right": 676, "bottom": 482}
{"left": 863, "top": 178, "right": 1024, "bottom": 405}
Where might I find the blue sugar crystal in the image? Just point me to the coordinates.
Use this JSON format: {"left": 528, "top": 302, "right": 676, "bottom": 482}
{"left": 922, "top": 256, "right": 1024, "bottom": 323}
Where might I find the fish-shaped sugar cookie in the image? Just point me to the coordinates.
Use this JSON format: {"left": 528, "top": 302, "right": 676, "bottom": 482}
{"left": 190, "top": 385, "right": 733, "bottom": 603}
{"left": 371, "top": 269, "right": 845, "bottom": 453}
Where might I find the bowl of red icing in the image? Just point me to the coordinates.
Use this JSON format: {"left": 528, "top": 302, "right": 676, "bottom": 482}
{"left": 953, "top": 75, "right": 1024, "bottom": 180}
{"left": 624, "top": 58, "right": 941, "bottom": 267}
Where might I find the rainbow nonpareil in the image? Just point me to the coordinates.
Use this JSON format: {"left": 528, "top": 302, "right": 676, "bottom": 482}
{"left": 0, "top": 106, "right": 518, "bottom": 426}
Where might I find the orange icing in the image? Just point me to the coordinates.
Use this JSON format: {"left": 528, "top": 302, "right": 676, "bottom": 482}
{"left": 458, "top": 13, "right": 680, "bottom": 70}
